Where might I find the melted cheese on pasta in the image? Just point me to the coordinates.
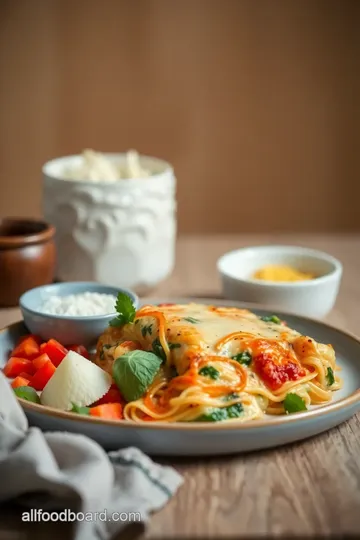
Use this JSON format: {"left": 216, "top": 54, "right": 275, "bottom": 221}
{"left": 95, "top": 303, "right": 342, "bottom": 423}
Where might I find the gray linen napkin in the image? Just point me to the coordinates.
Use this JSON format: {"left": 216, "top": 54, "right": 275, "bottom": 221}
{"left": 0, "top": 372, "right": 183, "bottom": 540}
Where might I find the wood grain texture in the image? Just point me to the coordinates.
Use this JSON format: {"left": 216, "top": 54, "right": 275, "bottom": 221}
{"left": 0, "top": 0, "right": 359, "bottom": 234}
{"left": 0, "top": 234, "right": 360, "bottom": 538}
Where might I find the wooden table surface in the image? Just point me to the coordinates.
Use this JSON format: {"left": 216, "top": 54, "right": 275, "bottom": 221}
{"left": 1, "top": 234, "right": 360, "bottom": 539}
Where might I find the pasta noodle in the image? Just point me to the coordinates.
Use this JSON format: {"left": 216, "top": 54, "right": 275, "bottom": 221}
{"left": 95, "top": 303, "right": 343, "bottom": 423}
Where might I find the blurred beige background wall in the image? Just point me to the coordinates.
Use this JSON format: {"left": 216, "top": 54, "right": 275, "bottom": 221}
{"left": 0, "top": 0, "right": 359, "bottom": 234}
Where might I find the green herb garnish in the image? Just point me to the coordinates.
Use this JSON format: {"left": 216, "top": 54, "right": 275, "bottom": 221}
{"left": 198, "top": 365, "right": 220, "bottom": 380}
{"left": 169, "top": 343, "right": 181, "bottom": 350}
{"left": 283, "top": 393, "right": 307, "bottom": 414}
{"left": 326, "top": 367, "right": 335, "bottom": 386}
{"left": 232, "top": 351, "right": 252, "bottom": 366}
{"left": 141, "top": 324, "right": 153, "bottom": 338}
{"left": 110, "top": 292, "right": 136, "bottom": 327}
{"left": 13, "top": 386, "right": 40, "bottom": 404}
{"left": 183, "top": 317, "right": 200, "bottom": 324}
{"left": 197, "top": 402, "right": 244, "bottom": 422}
{"left": 152, "top": 337, "right": 166, "bottom": 362}
{"left": 71, "top": 403, "right": 90, "bottom": 415}
{"left": 224, "top": 392, "right": 239, "bottom": 402}
{"left": 260, "top": 314, "right": 281, "bottom": 324}
{"left": 113, "top": 350, "right": 162, "bottom": 402}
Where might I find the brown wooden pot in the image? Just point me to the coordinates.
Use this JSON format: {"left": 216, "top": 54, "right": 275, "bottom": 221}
{"left": 0, "top": 218, "right": 56, "bottom": 307}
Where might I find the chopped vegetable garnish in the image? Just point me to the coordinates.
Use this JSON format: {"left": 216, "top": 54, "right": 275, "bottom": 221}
{"left": 90, "top": 403, "right": 123, "bottom": 420}
{"left": 113, "top": 350, "right": 162, "bottom": 402}
{"left": 197, "top": 402, "right": 244, "bottom": 422}
{"left": 141, "top": 324, "right": 153, "bottom": 338}
{"left": 260, "top": 315, "right": 281, "bottom": 324}
{"left": 93, "top": 384, "right": 124, "bottom": 406}
{"left": 183, "top": 317, "right": 200, "bottom": 324}
{"left": 41, "top": 339, "right": 68, "bottom": 367}
{"left": 33, "top": 353, "right": 52, "bottom": 371}
{"left": 31, "top": 361, "right": 56, "bottom": 391}
{"left": 3, "top": 357, "right": 35, "bottom": 378}
{"left": 326, "top": 367, "right": 335, "bottom": 386}
{"left": 11, "top": 336, "right": 40, "bottom": 359}
{"left": 232, "top": 351, "right": 252, "bottom": 366}
{"left": 13, "top": 386, "right": 41, "bottom": 404}
{"left": 110, "top": 292, "right": 136, "bottom": 327}
{"left": 152, "top": 337, "right": 166, "bottom": 362}
{"left": 71, "top": 403, "right": 90, "bottom": 415}
{"left": 68, "top": 345, "right": 89, "bottom": 359}
{"left": 11, "top": 376, "right": 30, "bottom": 389}
{"left": 283, "top": 393, "right": 307, "bottom": 413}
{"left": 169, "top": 343, "right": 181, "bottom": 350}
{"left": 198, "top": 365, "right": 220, "bottom": 380}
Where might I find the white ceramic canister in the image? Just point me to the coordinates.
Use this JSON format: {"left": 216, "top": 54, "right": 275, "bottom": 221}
{"left": 42, "top": 154, "right": 176, "bottom": 294}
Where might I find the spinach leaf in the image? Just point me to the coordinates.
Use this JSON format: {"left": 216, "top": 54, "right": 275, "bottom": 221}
{"left": 260, "top": 314, "right": 281, "bottom": 324}
{"left": 113, "top": 350, "right": 162, "bottom": 402}
{"left": 71, "top": 403, "right": 90, "bottom": 415}
{"left": 110, "top": 292, "right": 136, "bottom": 327}
{"left": 198, "top": 365, "right": 220, "bottom": 380}
{"left": 283, "top": 393, "right": 307, "bottom": 413}
{"left": 232, "top": 351, "right": 252, "bottom": 366}
{"left": 152, "top": 337, "right": 167, "bottom": 362}
{"left": 197, "top": 402, "right": 244, "bottom": 422}
{"left": 13, "top": 386, "right": 40, "bottom": 404}
{"left": 141, "top": 324, "right": 153, "bottom": 338}
{"left": 326, "top": 367, "right": 335, "bottom": 386}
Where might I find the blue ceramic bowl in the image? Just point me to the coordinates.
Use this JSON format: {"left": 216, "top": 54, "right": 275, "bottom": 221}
{"left": 19, "top": 282, "right": 138, "bottom": 348}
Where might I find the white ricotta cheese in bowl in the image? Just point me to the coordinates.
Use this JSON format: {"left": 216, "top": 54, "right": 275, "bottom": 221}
{"left": 39, "top": 292, "right": 117, "bottom": 317}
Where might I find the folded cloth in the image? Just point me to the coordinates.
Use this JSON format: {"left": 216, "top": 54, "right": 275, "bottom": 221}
{"left": 0, "top": 372, "right": 183, "bottom": 540}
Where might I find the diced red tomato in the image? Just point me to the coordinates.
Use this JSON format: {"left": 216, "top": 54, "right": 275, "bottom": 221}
{"left": 3, "top": 357, "right": 35, "bottom": 378}
{"left": 11, "top": 336, "right": 40, "bottom": 360}
{"left": 41, "top": 339, "right": 68, "bottom": 367}
{"left": 18, "top": 334, "right": 42, "bottom": 346}
{"left": 30, "top": 361, "right": 56, "bottom": 390}
{"left": 33, "top": 353, "right": 52, "bottom": 371}
{"left": 253, "top": 352, "right": 306, "bottom": 391}
{"left": 11, "top": 376, "right": 30, "bottom": 388}
{"left": 18, "top": 371, "right": 33, "bottom": 382}
{"left": 89, "top": 403, "right": 123, "bottom": 420}
{"left": 93, "top": 385, "right": 124, "bottom": 406}
{"left": 68, "top": 344, "right": 89, "bottom": 359}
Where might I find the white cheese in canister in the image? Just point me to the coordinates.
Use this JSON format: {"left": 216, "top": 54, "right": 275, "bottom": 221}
{"left": 39, "top": 292, "right": 117, "bottom": 317}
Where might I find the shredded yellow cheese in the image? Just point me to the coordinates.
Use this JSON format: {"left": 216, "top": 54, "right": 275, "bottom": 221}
{"left": 253, "top": 265, "right": 315, "bottom": 282}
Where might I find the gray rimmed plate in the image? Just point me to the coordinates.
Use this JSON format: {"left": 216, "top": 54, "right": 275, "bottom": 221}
{"left": 1, "top": 297, "right": 360, "bottom": 456}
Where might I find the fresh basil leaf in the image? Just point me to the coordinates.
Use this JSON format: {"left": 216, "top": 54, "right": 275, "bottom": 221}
{"left": 261, "top": 314, "right": 281, "bottom": 324}
{"left": 283, "top": 393, "right": 307, "bottom": 414}
{"left": 183, "top": 317, "right": 200, "bottom": 324}
{"left": 110, "top": 292, "right": 136, "bottom": 327}
{"left": 71, "top": 403, "right": 90, "bottom": 415}
{"left": 13, "top": 386, "right": 40, "bottom": 404}
{"left": 169, "top": 342, "right": 181, "bottom": 350}
{"left": 113, "top": 350, "right": 162, "bottom": 402}
{"left": 198, "top": 365, "right": 220, "bottom": 380}
{"left": 232, "top": 351, "right": 252, "bottom": 366}
{"left": 152, "top": 337, "right": 166, "bottom": 362}
{"left": 197, "top": 402, "right": 244, "bottom": 422}
{"left": 326, "top": 367, "right": 335, "bottom": 386}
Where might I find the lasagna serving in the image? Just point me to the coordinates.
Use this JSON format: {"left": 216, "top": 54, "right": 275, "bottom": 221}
{"left": 95, "top": 303, "right": 342, "bottom": 423}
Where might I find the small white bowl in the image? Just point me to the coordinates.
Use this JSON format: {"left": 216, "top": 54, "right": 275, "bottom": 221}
{"left": 217, "top": 245, "right": 343, "bottom": 319}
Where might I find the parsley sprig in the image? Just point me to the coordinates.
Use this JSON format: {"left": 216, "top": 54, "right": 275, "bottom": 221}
{"left": 110, "top": 293, "right": 136, "bottom": 327}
